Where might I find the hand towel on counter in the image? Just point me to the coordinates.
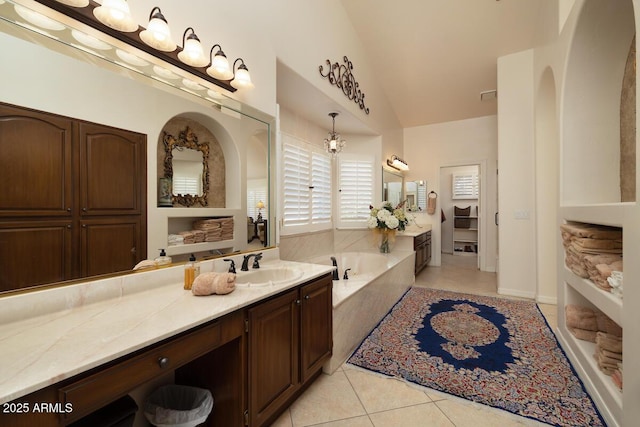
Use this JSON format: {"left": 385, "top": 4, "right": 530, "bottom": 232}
{"left": 191, "top": 272, "right": 236, "bottom": 296}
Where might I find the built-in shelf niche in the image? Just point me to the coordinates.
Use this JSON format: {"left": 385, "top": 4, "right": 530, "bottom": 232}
{"left": 561, "top": 0, "right": 636, "bottom": 205}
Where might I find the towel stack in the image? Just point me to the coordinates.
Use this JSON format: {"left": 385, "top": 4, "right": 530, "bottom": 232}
{"left": 168, "top": 234, "right": 184, "bottom": 246}
{"left": 168, "top": 217, "right": 235, "bottom": 246}
{"left": 565, "top": 304, "right": 623, "bottom": 388}
{"left": 178, "top": 231, "right": 196, "bottom": 244}
{"left": 560, "top": 223, "right": 623, "bottom": 294}
{"left": 193, "top": 217, "right": 234, "bottom": 242}
{"left": 219, "top": 218, "right": 234, "bottom": 240}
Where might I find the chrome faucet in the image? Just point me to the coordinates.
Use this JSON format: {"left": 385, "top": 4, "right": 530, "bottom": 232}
{"left": 330, "top": 256, "right": 339, "bottom": 281}
{"left": 241, "top": 252, "right": 262, "bottom": 271}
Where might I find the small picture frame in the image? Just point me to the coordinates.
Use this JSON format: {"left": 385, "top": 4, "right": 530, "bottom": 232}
{"left": 158, "top": 177, "right": 173, "bottom": 207}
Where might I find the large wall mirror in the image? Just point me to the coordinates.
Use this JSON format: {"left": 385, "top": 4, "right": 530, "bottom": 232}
{"left": 382, "top": 168, "right": 404, "bottom": 206}
{"left": 405, "top": 180, "right": 427, "bottom": 211}
{"left": 0, "top": 1, "right": 274, "bottom": 295}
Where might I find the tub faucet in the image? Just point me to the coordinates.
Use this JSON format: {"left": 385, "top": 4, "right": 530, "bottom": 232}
{"left": 343, "top": 268, "right": 351, "bottom": 280}
{"left": 241, "top": 253, "right": 262, "bottom": 271}
{"left": 330, "top": 256, "right": 339, "bottom": 281}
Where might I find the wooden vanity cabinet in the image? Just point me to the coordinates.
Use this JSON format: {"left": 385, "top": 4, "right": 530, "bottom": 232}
{"left": 2, "top": 311, "right": 244, "bottom": 427}
{"left": 247, "top": 273, "right": 333, "bottom": 427}
{"left": 414, "top": 231, "right": 432, "bottom": 274}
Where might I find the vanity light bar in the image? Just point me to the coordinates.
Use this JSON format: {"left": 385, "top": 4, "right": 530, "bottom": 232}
{"left": 33, "top": 0, "right": 240, "bottom": 92}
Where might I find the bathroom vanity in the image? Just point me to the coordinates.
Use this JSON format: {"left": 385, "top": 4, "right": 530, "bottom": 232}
{"left": 0, "top": 252, "right": 333, "bottom": 427}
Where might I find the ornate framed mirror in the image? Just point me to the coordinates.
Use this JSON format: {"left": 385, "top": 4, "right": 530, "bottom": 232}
{"left": 163, "top": 127, "right": 210, "bottom": 207}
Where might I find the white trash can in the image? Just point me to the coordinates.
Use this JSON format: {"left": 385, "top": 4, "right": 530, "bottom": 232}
{"left": 144, "top": 385, "right": 214, "bottom": 427}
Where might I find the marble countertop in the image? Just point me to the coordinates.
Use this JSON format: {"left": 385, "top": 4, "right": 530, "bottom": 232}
{"left": 0, "top": 250, "right": 333, "bottom": 404}
{"left": 398, "top": 224, "right": 432, "bottom": 237}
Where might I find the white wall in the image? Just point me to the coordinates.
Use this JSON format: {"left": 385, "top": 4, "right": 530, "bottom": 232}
{"left": 404, "top": 116, "right": 498, "bottom": 272}
{"left": 497, "top": 49, "right": 536, "bottom": 299}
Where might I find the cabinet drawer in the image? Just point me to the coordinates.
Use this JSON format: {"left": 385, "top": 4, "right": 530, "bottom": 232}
{"left": 59, "top": 320, "right": 222, "bottom": 423}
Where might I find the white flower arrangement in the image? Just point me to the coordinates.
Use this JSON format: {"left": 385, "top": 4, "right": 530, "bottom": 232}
{"left": 368, "top": 201, "right": 408, "bottom": 231}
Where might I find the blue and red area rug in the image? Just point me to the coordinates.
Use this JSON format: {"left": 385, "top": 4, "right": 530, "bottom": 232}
{"left": 348, "top": 288, "right": 605, "bottom": 427}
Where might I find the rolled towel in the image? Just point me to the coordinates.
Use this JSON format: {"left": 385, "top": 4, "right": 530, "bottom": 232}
{"left": 192, "top": 272, "right": 236, "bottom": 296}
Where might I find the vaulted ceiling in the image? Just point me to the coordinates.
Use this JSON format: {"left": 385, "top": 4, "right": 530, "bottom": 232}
{"left": 277, "top": 0, "right": 558, "bottom": 134}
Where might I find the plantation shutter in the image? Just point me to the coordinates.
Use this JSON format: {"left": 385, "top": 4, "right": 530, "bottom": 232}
{"left": 338, "top": 156, "right": 374, "bottom": 225}
{"left": 172, "top": 176, "right": 201, "bottom": 195}
{"left": 247, "top": 178, "right": 267, "bottom": 219}
{"left": 311, "top": 152, "right": 332, "bottom": 224}
{"left": 281, "top": 133, "right": 332, "bottom": 234}
{"left": 452, "top": 173, "right": 478, "bottom": 199}
{"left": 283, "top": 142, "right": 310, "bottom": 226}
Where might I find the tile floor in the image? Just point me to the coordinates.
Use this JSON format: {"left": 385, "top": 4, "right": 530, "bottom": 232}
{"left": 271, "top": 254, "right": 558, "bottom": 427}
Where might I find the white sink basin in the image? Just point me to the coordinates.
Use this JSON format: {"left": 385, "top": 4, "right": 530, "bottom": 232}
{"left": 236, "top": 267, "right": 304, "bottom": 287}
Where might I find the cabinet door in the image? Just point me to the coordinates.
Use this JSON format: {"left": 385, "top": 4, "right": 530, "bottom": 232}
{"left": 0, "top": 103, "right": 73, "bottom": 217}
{"left": 300, "top": 275, "right": 333, "bottom": 382}
{"left": 248, "top": 289, "right": 299, "bottom": 427}
{"left": 79, "top": 217, "right": 143, "bottom": 277}
{"left": 78, "top": 122, "right": 146, "bottom": 216}
{"left": 0, "top": 220, "right": 72, "bottom": 291}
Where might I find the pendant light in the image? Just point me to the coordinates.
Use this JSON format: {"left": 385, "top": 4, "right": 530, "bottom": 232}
{"left": 139, "top": 7, "right": 176, "bottom": 52}
{"left": 206, "top": 45, "right": 233, "bottom": 80}
{"left": 178, "top": 27, "right": 208, "bottom": 67}
{"left": 231, "top": 58, "right": 254, "bottom": 89}
{"left": 323, "top": 112, "right": 346, "bottom": 157}
{"left": 93, "top": 0, "right": 137, "bottom": 32}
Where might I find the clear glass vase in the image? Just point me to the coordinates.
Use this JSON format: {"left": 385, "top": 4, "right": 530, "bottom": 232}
{"left": 379, "top": 229, "right": 392, "bottom": 253}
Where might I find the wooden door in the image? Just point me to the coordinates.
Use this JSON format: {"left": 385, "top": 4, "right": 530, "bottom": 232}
{"left": 0, "top": 220, "right": 72, "bottom": 291}
{"left": 0, "top": 103, "right": 73, "bottom": 217}
{"left": 79, "top": 217, "right": 142, "bottom": 277}
{"left": 300, "top": 275, "right": 333, "bottom": 382}
{"left": 248, "top": 289, "right": 299, "bottom": 427}
{"left": 78, "top": 122, "right": 146, "bottom": 216}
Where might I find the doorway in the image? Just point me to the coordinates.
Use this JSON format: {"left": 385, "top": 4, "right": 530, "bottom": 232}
{"left": 440, "top": 164, "right": 481, "bottom": 269}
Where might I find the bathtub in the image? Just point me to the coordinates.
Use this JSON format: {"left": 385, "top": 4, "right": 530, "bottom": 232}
{"left": 305, "top": 251, "right": 415, "bottom": 373}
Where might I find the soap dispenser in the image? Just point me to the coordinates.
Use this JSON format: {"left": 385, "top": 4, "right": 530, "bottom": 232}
{"left": 184, "top": 253, "right": 200, "bottom": 290}
{"left": 155, "top": 249, "right": 172, "bottom": 267}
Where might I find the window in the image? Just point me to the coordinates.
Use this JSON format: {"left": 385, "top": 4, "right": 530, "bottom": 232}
{"left": 247, "top": 178, "right": 267, "bottom": 219}
{"left": 337, "top": 155, "right": 374, "bottom": 227}
{"left": 452, "top": 173, "right": 478, "bottom": 199}
{"left": 281, "top": 133, "right": 332, "bottom": 234}
{"left": 172, "top": 175, "right": 201, "bottom": 196}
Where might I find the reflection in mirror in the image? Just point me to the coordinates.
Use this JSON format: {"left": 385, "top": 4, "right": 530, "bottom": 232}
{"left": 163, "top": 127, "right": 210, "bottom": 207}
{"left": 172, "top": 148, "right": 204, "bottom": 197}
{"left": 382, "top": 168, "right": 404, "bottom": 207}
{"left": 0, "top": 2, "right": 275, "bottom": 295}
{"left": 405, "top": 180, "right": 427, "bottom": 211}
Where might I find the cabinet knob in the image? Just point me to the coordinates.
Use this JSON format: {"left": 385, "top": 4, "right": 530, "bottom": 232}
{"left": 66, "top": 207, "right": 71, "bottom": 212}
{"left": 82, "top": 207, "right": 87, "bottom": 212}
{"left": 158, "top": 357, "right": 170, "bottom": 368}
{"left": 304, "top": 295, "right": 310, "bottom": 300}
{"left": 295, "top": 299, "right": 301, "bottom": 305}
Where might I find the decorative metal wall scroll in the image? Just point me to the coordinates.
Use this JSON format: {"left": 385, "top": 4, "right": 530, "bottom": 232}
{"left": 319, "top": 56, "right": 370, "bottom": 115}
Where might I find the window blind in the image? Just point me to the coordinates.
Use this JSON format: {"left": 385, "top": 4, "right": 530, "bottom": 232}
{"left": 281, "top": 133, "right": 332, "bottom": 233}
{"left": 452, "top": 173, "right": 479, "bottom": 199}
{"left": 338, "top": 156, "right": 374, "bottom": 225}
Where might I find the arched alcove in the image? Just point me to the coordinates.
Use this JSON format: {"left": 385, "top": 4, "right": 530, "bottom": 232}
{"left": 536, "top": 67, "right": 559, "bottom": 301}
{"left": 157, "top": 113, "right": 240, "bottom": 208}
{"left": 562, "top": 0, "right": 635, "bottom": 204}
